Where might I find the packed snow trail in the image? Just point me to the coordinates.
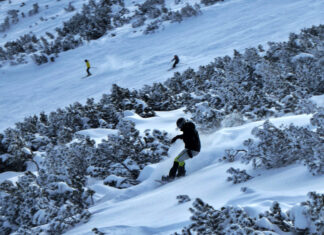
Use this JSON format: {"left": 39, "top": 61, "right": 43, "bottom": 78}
{"left": 0, "top": 0, "right": 323, "bottom": 131}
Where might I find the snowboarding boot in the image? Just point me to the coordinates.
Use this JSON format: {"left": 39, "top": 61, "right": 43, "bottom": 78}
{"left": 161, "top": 175, "right": 173, "bottom": 182}
{"left": 177, "top": 165, "right": 186, "bottom": 177}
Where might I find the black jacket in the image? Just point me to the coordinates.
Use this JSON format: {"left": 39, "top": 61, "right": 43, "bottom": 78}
{"left": 172, "top": 121, "right": 201, "bottom": 152}
{"left": 172, "top": 55, "right": 179, "bottom": 63}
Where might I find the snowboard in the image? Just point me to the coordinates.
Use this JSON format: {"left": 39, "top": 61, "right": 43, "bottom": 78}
{"left": 82, "top": 74, "right": 92, "bottom": 79}
{"left": 168, "top": 63, "right": 185, "bottom": 71}
{"left": 167, "top": 67, "right": 177, "bottom": 71}
{"left": 155, "top": 176, "right": 175, "bottom": 185}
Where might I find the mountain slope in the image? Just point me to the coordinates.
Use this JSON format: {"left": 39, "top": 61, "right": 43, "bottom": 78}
{"left": 0, "top": 0, "right": 323, "bottom": 131}
{"left": 65, "top": 111, "right": 324, "bottom": 235}
{"left": 0, "top": 0, "right": 323, "bottom": 234}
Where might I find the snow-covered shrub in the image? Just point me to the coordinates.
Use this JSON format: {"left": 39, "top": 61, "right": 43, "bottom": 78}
{"left": 44, "top": 139, "right": 95, "bottom": 188}
{"left": 110, "top": 84, "right": 155, "bottom": 117}
{"left": 97, "top": 96, "right": 122, "bottom": 128}
{"left": 259, "top": 201, "right": 293, "bottom": 232}
{"left": 104, "top": 174, "right": 128, "bottom": 188}
{"left": 131, "top": 15, "right": 146, "bottom": 28}
{"left": 0, "top": 128, "right": 31, "bottom": 172}
{"left": 242, "top": 121, "right": 301, "bottom": 169}
{"left": 7, "top": 9, "right": 19, "bottom": 24}
{"left": 241, "top": 119, "right": 323, "bottom": 175}
{"left": 144, "top": 20, "right": 161, "bottom": 34}
{"left": 31, "top": 53, "right": 48, "bottom": 65}
{"left": 176, "top": 198, "right": 270, "bottom": 234}
{"left": 190, "top": 101, "right": 224, "bottom": 132}
{"left": 221, "top": 149, "right": 247, "bottom": 162}
{"left": 176, "top": 195, "right": 191, "bottom": 204}
{"left": 289, "top": 192, "right": 324, "bottom": 234}
{"left": 142, "top": 129, "right": 170, "bottom": 163}
{"left": 88, "top": 120, "right": 170, "bottom": 186}
{"left": 0, "top": 17, "right": 10, "bottom": 32}
{"left": 61, "top": 35, "right": 82, "bottom": 51}
{"left": 310, "top": 108, "right": 324, "bottom": 136}
{"left": 226, "top": 167, "right": 253, "bottom": 184}
{"left": 28, "top": 3, "right": 39, "bottom": 16}
{"left": 297, "top": 132, "right": 324, "bottom": 176}
{"left": 136, "top": 0, "right": 165, "bottom": 19}
{"left": 201, "top": 0, "right": 224, "bottom": 6}
{"left": 177, "top": 194, "right": 324, "bottom": 234}
{"left": 92, "top": 227, "right": 105, "bottom": 235}
{"left": 180, "top": 4, "right": 201, "bottom": 18}
{"left": 0, "top": 171, "right": 92, "bottom": 234}
{"left": 15, "top": 115, "right": 51, "bottom": 151}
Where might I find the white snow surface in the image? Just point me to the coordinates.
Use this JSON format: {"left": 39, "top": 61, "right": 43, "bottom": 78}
{"left": 66, "top": 111, "right": 324, "bottom": 235}
{"left": 0, "top": 0, "right": 323, "bottom": 131}
{"left": 0, "top": 0, "right": 323, "bottom": 234}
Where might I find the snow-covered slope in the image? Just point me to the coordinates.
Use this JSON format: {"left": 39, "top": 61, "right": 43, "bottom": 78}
{"left": 0, "top": 0, "right": 323, "bottom": 131}
{"left": 0, "top": 0, "right": 87, "bottom": 43}
{"left": 0, "top": 0, "right": 323, "bottom": 234}
{"left": 65, "top": 111, "right": 324, "bottom": 235}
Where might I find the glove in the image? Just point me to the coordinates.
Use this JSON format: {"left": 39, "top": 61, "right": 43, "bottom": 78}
{"left": 171, "top": 137, "right": 177, "bottom": 144}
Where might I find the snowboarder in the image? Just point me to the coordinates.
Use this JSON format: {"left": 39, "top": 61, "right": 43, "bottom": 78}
{"left": 85, "top": 59, "right": 91, "bottom": 76}
{"left": 171, "top": 55, "right": 179, "bottom": 69}
{"left": 162, "top": 118, "right": 201, "bottom": 181}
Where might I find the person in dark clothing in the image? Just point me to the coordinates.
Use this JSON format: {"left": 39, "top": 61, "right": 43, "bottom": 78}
{"left": 164, "top": 118, "right": 201, "bottom": 180}
{"left": 171, "top": 55, "right": 179, "bottom": 68}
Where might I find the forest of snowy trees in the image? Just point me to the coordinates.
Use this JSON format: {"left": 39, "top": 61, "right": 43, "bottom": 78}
{"left": 0, "top": 22, "right": 323, "bottom": 234}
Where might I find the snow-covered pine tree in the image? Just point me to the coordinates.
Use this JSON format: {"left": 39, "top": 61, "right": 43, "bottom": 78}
{"left": 189, "top": 101, "right": 224, "bottom": 132}
{"left": 240, "top": 119, "right": 323, "bottom": 175}
{"left": 242, "top": 121, "right": 300, "bottom": 169}
{"left": 0, "top": 16, "right": 10, "bottom": 32}
{"left": 142, "top": 128, "right": 170, "bottom": 164}
{"left": 88, "top": 120, "right": 169, "bottom": 187}
{"left": 289, "top": 192, "right": 324, "bottom": 234}
{"left": 226, "top": 167, "right": 253, "bottom": 184}
{"left": 110, "top": 84, "right": 155, "bottom": 117}
{"left": 259, "top": 201, "right": 292, "bottom": 232}
{"left": 176, "top": 195, "right": 191, "bottom": 204}
{"left": 180, "top": 3, "right": 201, "bottom": 18}
{"left": 200, "top": 0, "right": 224, "bottom": 6}
{"left": 178, "top": 195, "right": 324, "bottom": 234}
{"left": 0, "top": 128, "right": 30, "bottom": 172}
{"left": 28, "top": 3, "right": 39, "bottom": 16}
{"left": 176, "top": 198, "right": 269, "bottom": 234}
{"left": 7, "top": 9, "right": 19, "bottom": 24}
{"left": 0, "top": 169, "right": 91, "bottom": 234}
{"left": 144, "top": 20, "right": 161, "bottom": 34}
{"left": 311, "top": 108, "right": 324, "bottom": 137}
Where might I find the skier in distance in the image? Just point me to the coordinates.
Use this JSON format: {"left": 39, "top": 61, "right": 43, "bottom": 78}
{"left": 171, "top": 55, "right": 179, "bottom": 69}
{"left": 85, "top": 59, "right": 91, "bottom": 76}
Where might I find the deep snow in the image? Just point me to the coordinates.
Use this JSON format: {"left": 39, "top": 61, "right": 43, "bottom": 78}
{"left": 65, "top": 111, "right": 324, "bottom": 235}
{"left": 0, "top": 0, "right": 323, "bottom": 234}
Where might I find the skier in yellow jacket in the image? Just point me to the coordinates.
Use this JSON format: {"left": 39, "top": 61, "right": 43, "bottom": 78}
{"left": 85, "top": 59, "right": 91, "bottom": 76}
